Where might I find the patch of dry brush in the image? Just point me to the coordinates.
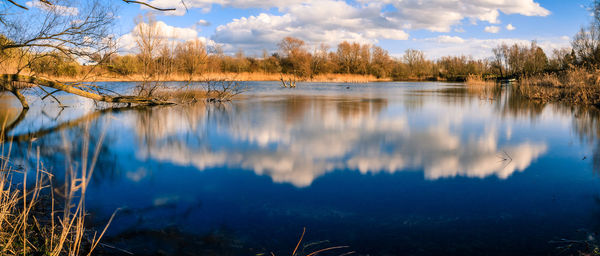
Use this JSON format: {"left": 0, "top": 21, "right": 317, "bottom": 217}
{"left": 0, "top": 125, "right": 113, "bottom": 255}
{"left": 465, "top": 74, "right": 498, "bottom": 100}
{"left": 153, "top": 79, "right": 247, "bottom": 103}
{"left": 465, "top": 74, "right": 496, "bottom": 87}
{"left": 516, "top": 68, "right": 600, "bottom": 105}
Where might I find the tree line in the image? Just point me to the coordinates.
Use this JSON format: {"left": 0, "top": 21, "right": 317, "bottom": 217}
{"left": 27, "top": 37, "right": 578, "bottom": 83}
{"left": 8, "top": 5, "right": 600, "bottom": 83}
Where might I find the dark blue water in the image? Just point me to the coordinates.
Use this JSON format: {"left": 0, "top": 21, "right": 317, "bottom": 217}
{"left": 2, "top": 81, "right": 600, "bottom": 255}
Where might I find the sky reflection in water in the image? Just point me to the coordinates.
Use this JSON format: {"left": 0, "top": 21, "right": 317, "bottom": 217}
{"left": 2, "top": 82, "right": 600, "bottom": 255}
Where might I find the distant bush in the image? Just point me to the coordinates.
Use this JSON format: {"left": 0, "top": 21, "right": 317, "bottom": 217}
{"left": 30, "top": 52, "right": 81, "bottom": 77}
{"left": 107, "top": 54, "right": 140, "bottom": 75}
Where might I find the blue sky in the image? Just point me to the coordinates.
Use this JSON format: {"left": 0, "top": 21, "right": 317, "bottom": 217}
{"left": 113, "top": 0, "right": 591, "bottom": 59}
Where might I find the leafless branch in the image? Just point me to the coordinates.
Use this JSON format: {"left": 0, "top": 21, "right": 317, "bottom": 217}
{"left": 122, "top": 0, "right": 176, "bottom": 11}
{"left": 3, "top": 0, "right": 176, "bottom": 12}
{"left": 5, "top": 0, "right": 28, "bottom": 10}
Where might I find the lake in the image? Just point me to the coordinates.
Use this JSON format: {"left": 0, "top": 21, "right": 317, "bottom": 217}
{"left": 2, "top": 81, "right": 600, "bottom": 255}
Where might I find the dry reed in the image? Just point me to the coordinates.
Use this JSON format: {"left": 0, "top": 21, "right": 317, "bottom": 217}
{"left": 464, "top": 74, "right": 497, "bottom": 101}
{"left": 0, "top": 118, "right": 114, "bottom": 255}
{"left": 516, "top": 68, "right": 600, "bottom": 105}
{"left": 153, "top": 79, "right": 247, "bottom": 103}
{"left": 465, "top": 74, "right": 495, "bottom": 87}
{"left": 153, "top": 89, "right": 237, "bottom": 103}
{"left": 43, "top": 72, "right": 388, "bottom": 83}
{"left": 267, "top": 228, "right": 353, "bottom": 256}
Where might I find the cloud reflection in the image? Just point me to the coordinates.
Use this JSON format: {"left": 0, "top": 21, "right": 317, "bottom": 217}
{"left": 134, "top": 96, "right": 547, "bottom": 187}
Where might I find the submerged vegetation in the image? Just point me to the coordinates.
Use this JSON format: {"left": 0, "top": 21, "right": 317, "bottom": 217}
{"left": 154, "top": 78, "right": 247, "bottom": 103}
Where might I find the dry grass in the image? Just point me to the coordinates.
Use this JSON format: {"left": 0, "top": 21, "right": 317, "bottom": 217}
{"left": 42, "top": 72, "right": 388, "bottom": 83}
{"left": 153, "top": 79, "right": 247, "bottom": 103}
{"left": 464, "top": 74, "right": 497, "bottom": 100}
{"left": 0, "top": 120, "right": 114, "bottom": 255}
{"left": 465, "top": 74, "right": 495, "bottom": 87}
{"left": 516, "top": 68, "right": 600, "bottom": 105}
{"left": 269, "top": 228, "right": 353, "bottom": 256}
{"left": 153, "top": 89, "right": 236, "bottom": 103}
{"left": 308, "top": 73, "right": 388, "bottom": 83}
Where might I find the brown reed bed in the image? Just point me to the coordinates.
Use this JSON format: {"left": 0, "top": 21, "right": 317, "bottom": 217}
{"left": 464, "top": 74, "right": 498, "bottom": 100}
{"left": 515, "top": 68, "right": 600, "bottom": 106}
{"left": 465, "top": 74, "right": 496, "bottom": 87}
{"left": 153, "top": 89, "right": 237, "bottom": 103}
{"left": 0, "top": 121, "right": 114, "bottom": 255}
{"left": 152, "top": 79, "right": 247, "bottom": 103}
{"left": 47, "top": 72, "right": 388, "bottom": 83}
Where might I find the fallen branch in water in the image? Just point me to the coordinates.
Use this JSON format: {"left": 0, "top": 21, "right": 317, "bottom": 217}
{"left": 0, "top": 74, "right": 175, "bottom": 108}
{"left": 2, "top": 106, "right": 141, "bottom": 143}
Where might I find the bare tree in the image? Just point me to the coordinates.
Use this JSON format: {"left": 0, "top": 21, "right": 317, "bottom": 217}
{"left": 204, "top": 77, "right": 247, "bottom": 101}
{"left": 175, "top": 39, "right": 208, "bottom": 82}
{"left": 311, "top": 43, "right": 331, "bottom": 75}
{"left": 403, "top": 49, "right": 431, "bottom": 79}
{"left": 570, "top": 0, "right": 600, "bottom": 68}
{"left": 133, "top": 13, "right": 168, "bottom": 97}
{"left": 336, "top": 41, "right": 360, "bottom": 74}
{"left": 278, "top": 36, "right": 311, "bottom": 78}
{"left": 1, "top": 0, "right": 116, "bottom": 71}
{"left": 0, "top": 0, "right": 178, "bottom": 108}
{"left": 492, "top": 44, "right": 508, "bottom": 78}
{"left": 370, "top": 46, "right": 393, "bottom": 78}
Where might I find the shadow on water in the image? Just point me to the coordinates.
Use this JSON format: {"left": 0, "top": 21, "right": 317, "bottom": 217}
{"left": 4, "top": 83, "right": 600, "bottom": 255}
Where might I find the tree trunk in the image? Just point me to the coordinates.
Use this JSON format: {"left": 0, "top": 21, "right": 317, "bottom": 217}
{"left": 1, "top": 74, "right": 174, "bottom": 108}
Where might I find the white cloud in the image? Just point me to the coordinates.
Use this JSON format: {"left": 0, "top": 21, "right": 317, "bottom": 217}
{"left": 118, "top": 21, "right": 214, "bottom": 52}
{"left": 148, "top": 0, "right": 303, "bottom": 12}
{"left": 25, "top": 1, "right": 79, "bottom": 16}
{"left": 141, "top": 0, "right": 550, "bottom": 52}
{"left": 506, "top": 24, "right": 516, "bottom": 31}
{"left": 361, "top": 0, "right": 549, "bottom": 32}
{"left": 160, "top": 21, "right": 198, "bottom": 39}
{"left": 197, "top": 19, "right": 211, "bottom": 26}
{"left": 484, "top": 26, "right": 501, "bottom": 33}
{"left": 212, "top": 2, "right": 409, "bottom": 53}
{"left": 418, "top": 36, "right": 571, "bottom": 59}
{"left": 436, "top": 35, "right": 465, "bottom": 44}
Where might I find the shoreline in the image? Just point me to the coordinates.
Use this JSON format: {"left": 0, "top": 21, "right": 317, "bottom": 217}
{"left": 49, "top": 72, "right": 395, "bottom": 83}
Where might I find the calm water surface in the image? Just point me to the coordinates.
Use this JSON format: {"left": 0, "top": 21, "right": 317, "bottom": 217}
{"left": 2, "top": 81, "right": 600, "bottom": 255}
